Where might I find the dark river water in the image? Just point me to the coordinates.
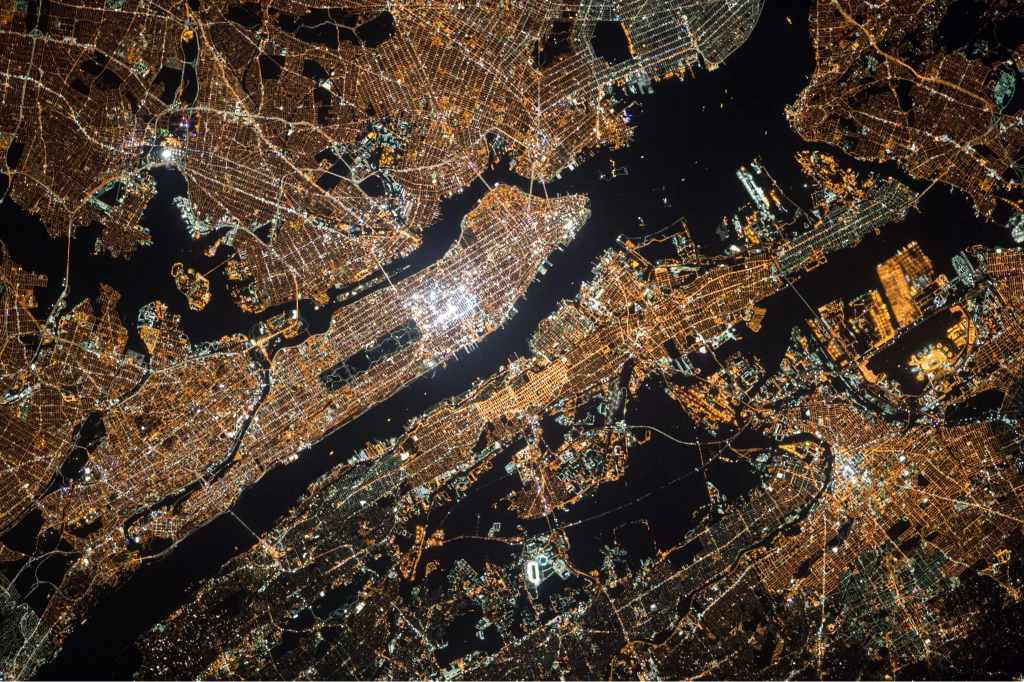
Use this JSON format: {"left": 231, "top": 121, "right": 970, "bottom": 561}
{"left": 4, "top": 0, "right": 1012, "bottom": 677}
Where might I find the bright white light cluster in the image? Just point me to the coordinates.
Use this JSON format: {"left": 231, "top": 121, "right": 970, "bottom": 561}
{"left": 425, "top": 285, "right": 478, "bottom": 328}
